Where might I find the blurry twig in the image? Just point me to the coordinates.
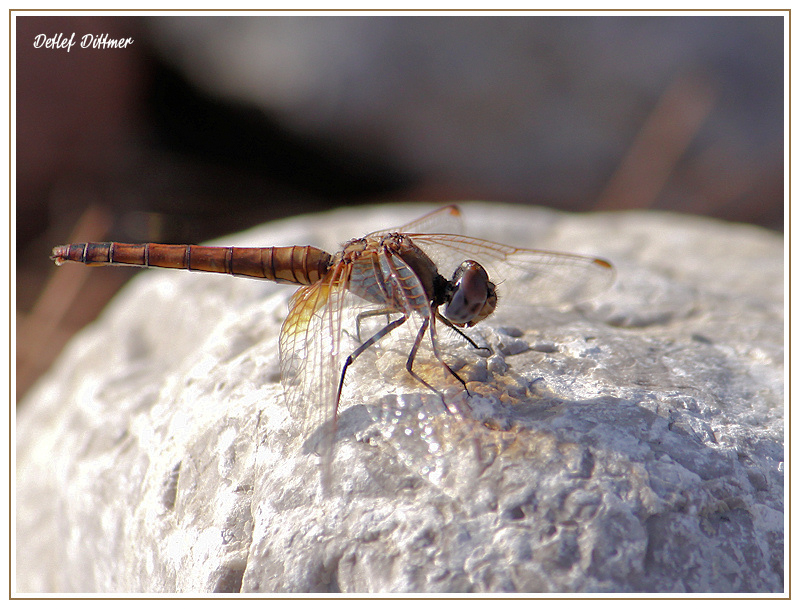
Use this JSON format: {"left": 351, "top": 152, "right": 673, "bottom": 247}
{"left": 16, "top": 206, "right": 112, "bottom": 401}
{"left": 594, "top": 74, "right": 717, "bottom": 211}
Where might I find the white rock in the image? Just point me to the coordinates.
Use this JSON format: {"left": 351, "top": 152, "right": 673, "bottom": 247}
{"left": 16, "top": 203, "right": 783, "bottom": 593}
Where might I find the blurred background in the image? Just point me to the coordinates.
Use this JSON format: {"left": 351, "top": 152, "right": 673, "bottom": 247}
{"left": 16, "top": 14, "right": 785, "bottom": 399}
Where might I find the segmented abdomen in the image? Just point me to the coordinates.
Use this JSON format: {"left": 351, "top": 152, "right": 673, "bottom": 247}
{"left": 50, "top": 242, "right": 332, "bottom": 285}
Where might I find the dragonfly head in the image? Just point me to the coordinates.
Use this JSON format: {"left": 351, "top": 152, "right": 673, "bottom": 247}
{"left": 443, "top": 260, "right": 497, "bottom": 327}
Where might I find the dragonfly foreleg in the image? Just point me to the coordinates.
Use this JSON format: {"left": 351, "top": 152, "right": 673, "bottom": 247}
{"left": 336, "top": 315, "right": 408, "bottom": 412}
{"left": 435, "top": 312, "right": 492, "bottom": 353}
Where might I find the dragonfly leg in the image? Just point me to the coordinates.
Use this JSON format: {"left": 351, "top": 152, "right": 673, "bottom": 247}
{"left": 355, "top": 307, "right": 396, "bottom": 342}
{"left": 435, "top": 311, "right": 492, "bottom": 353}
{"left": 336, "top": 315, "right": 408, "bottom": 410}
{"left": 404, "top": 316, "right": 469, "bottom": 412}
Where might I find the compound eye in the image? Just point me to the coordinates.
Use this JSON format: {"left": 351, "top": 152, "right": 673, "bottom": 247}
{"left": 444, "top": 261, "right": 492, "bottom": 325}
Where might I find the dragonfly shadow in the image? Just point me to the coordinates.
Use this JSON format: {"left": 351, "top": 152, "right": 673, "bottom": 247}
{"left": 298, "top": 385, "right": 754, "bottom": 508}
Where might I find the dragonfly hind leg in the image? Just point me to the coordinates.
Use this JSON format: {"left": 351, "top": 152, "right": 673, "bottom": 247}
{"left": 335, "top": 316, "right": 408, "bottom": 411}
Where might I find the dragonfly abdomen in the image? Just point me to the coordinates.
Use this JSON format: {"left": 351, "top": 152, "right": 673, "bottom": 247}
{"left": 50, "top": 242, "right": 332, "bottom": 285}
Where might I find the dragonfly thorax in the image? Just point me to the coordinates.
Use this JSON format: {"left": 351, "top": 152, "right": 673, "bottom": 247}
{"left": 442, "top": 260, "right": 498, "bottom": 327}
{"left": 341, "top": 233, "right": 443, "bottom": 309}
{"left": 341, "top": 233, "right": 498, "bottom": 327}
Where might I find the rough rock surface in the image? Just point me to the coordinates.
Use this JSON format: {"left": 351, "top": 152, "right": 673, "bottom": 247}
{"left": 16, "top": 203, "right": 784, "bottom": 593}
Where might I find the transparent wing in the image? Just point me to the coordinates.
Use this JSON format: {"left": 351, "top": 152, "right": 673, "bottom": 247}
{"left": 279, "top": 263, "right": 351, "bottom": 448}
{"left": 278, "top": 247, "right": 438, "bottom": 462}
{"left": 408, "top": 233, "right": 615, "bottom": 307}
{"left": 367, "top": 205, "right": 465, "bottom": 238}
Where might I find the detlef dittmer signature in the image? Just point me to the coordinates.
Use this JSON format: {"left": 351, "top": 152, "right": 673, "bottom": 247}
{"left": 33, "top": 33, "right": 134, "bottom": 52}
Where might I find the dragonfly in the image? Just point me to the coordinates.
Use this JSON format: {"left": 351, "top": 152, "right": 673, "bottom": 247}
{"left": 51, "top": 205, "right": 613, "bottom": 484}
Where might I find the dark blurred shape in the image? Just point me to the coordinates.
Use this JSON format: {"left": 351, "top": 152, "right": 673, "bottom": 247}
{"left": 16, "top": 16, "right": 142, "bottom": 249}
{"left": 147, "top": 61, "right": 413, "bottom": 201}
